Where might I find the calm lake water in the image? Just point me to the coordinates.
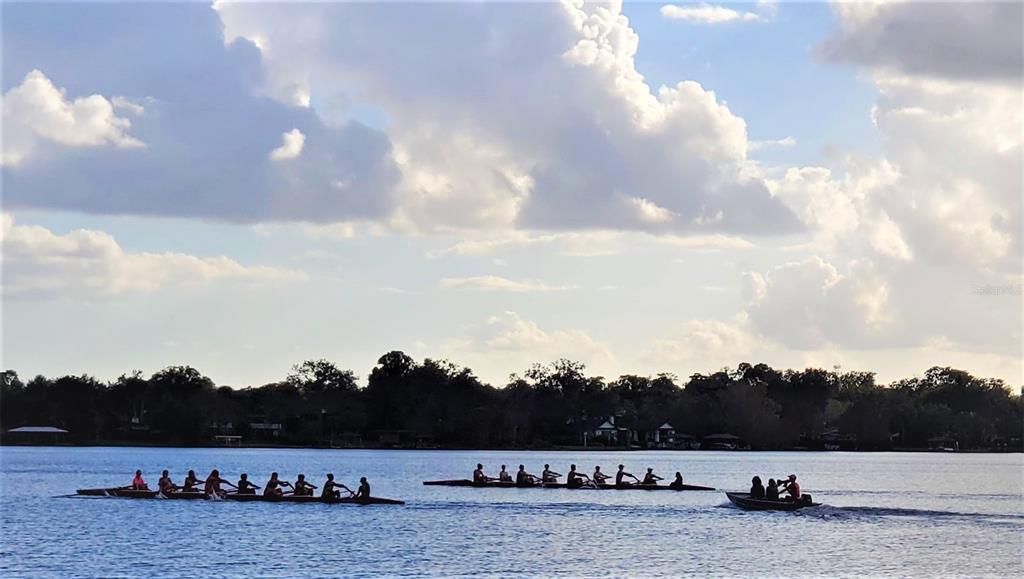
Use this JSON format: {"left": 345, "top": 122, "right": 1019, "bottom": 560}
{"left": 0, "top": 447, "right": 1021, "bottom": 577}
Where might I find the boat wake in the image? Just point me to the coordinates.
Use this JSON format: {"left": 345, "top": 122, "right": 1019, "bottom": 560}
{"left": 806, "top": 504, "right": 1024, "bottom": 524}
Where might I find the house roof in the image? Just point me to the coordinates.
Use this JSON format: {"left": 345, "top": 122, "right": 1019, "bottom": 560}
{"left": 596, "top": 420, "right": 616, "bottom": 430}
{"left": 658, "top": 422, "right": 674, "bottom": 430}
{"left": 6, "top": 426, "right": 69, "bottom": 434}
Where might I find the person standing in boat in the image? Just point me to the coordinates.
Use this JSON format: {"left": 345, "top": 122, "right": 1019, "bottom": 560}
{"left": 236, "top": 473, "right": 259, "bottom": 495}
{"left": 497, "top": 465, "right": 513, "bottom": 482}
{"left": 541, "top": 464, "right": 561, "bottom": 484}
{"left": 615, "top": 465, "right": 637, "bottom": 487}
{"left": 473, "top": 464, "right": 496, "bottom": 484}
{"left": 353, "top": 477, "right": 371, "bottom": 499}
{"left": 592, "top": 466, "right": 612, "bottom": 486}
{"left": 321, "top": 473, "right": 348, "bottom": 499}
{"left": 779, "top": 474, "right": 801, "bottom": 500}
{"left": 515, "top": 465, "right": 536, "bottom": 486}
{"left": 263, "top": 472, "right": 291, "bottom": 496}
{"left": 641, "top": 468, "right": 663, "bottom": 485}
{"left": 131, "top": 470, "right": 149, "bottom": 490}
{"left": 204, "top": 469, "right": 236, "bottom": 497}
{"left": 765, "top": 478, "right": 780, "bottom": 500}
{"left": 669, "top": 472, "right": 685, "bottom": 489}
{"left": 292, "top": 474, "right": 317, "bottom": 496}
{"left": 182, "top": 470, "right": 204, "bottom": 492}
{"left": 750, "top": 476, "right": 765, "bottom": 498}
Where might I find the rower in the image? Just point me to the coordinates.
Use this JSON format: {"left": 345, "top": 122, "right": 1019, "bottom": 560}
{"left": 669, "top": 472, "right": 684, "bottom": 489}
{"left": 615, "top": 465, "right": 636, "bottom": 487}
{"left": 204, "top": 469, "right": 236, "bottom": 497}
{"left": 472, "top": 464, "right": 494, "bottom": 484}
{"left": 541, "top": 464, "right": 561, "bottom": 484}
{"left": 779, "top": 474, "right": 801, "bottom": 500}
{"left": 293, "top": 474, "right": 317, "bottom": 496}
{"left": 515, "top": 465, "right": 536, "bottom": 486}
{"left": 157, "top": 470, "right": 176, "bottom": 494}
{"left": 566, "top": 464, "right": 589, "bottom": 489}
{"left": 264, "top": 472, "right": 291, "bottom": 497}
{"left": 353, "top": 477, "right": 371, "bottom": 499}
{"left": 641, "top": 468, "right": 663, "bottom": 485}
{"left": 592, "top": 466, "right": 611, "bottom": 486}
{"left": 131, "top": 470, "right": 149, "bottom": 490}
{"left": 182, "top": 470, "right": 204, "bottom": 492}
{"left": 236, "top": 473, "right": 260, "bottom": 495}
{"left": 498, "top": 465, "right": 513, "bottom": 482}
{"left": 322, "top": 473, "right": 349, "bottom": 499}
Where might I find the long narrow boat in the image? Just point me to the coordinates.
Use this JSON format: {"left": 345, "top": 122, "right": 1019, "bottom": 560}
{"left": 422, "top": 479, "right": 715, "bottom": 491}
{"left": 75, "top": 488, "right": 404, "bottom": 505}
{"left": 725, "top": 492, "right": 817, "bottom": 511}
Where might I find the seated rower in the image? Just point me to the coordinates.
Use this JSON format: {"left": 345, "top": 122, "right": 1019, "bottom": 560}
{"left": 236, "top": 473, "right": 259, "bottom": 495}
{"left": 322, "top": 473, "right": 348, "bottom": 499}
{"left": 669, "top": 472, "right": 684, "bottom": 489}
{"left": 264, "top": 472, "right": 291, "bottom": 497}
{"left": 750, "top": 476, "right": 765, "bottom": 499}
{"left": 498, "top": 465, "right": 513, "bottom": 482}
{"left": 204, "top": 469, "right": 236, "bottom": 497}
{"left": 472, "top": 464, "right": 495, "bottom": 484}
{"left": 515, "top": 465, "right": 536, "bottom": 486}
{"left": 353, "top": 477, "right": 371, "bottom": 500}
{"left": 541, "top": 464, "right": 561, "bottom": 484}
{"left": 779, "top": 474, "right": 801, "bottom": 501}
{"left": 182, "top": 470, "right": 204, "bottom": 492}
{"left": 641, "top": 468, "right": 663, "bottom": 485}
{"left": 157, "top": 470, "right": 177, "bottom": 494}
{"left": 566, "top": 464, "right": 590, "bottom": 488}
{"left": 132, "top": 470, "right": 149, "bottom": 490}
{"left": 765, "top": 478, "right": 780, "bottom": 500}
{"left": 615, "top": 464, "right": 637, "bottom": 487}
{"left": 293, "top": 474, "right": 317, "bottom": 497}
{"left": 592, "top": 466, "right": 611, "bottom": 486}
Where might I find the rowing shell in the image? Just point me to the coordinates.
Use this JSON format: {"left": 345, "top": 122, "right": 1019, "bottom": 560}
{"left": 75, "top": 488, "right": 404, "bottom": 505}
{"left": 422, "top": 479, "right": 715, "bottom": 491}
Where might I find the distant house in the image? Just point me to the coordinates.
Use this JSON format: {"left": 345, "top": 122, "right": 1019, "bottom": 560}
{"left": 5, "top": 426, "right": 69, "bottom": 443}
{"left": 703, "top": 433, "right": 742, "bottom": 450}
{"left": 250, "top": 422, "right": 283, "bottom": 437}
{"left": 592, "top": 417, "right": 630, "bottom": 446}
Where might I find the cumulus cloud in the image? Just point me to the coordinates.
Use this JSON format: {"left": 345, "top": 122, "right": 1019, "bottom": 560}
{"left": 438, "top": 276, "right": 577, "bottom": 293}
{"left": 269, "top": 128, "right": 305, "bottom": 161}
{"left": 2, "top": 2, "right": 400, "bottom": 223}
{"left": 441, "top": 312, "right": 617, "bottom": 380}
{"left": 819, "top": 1, "right": 1022, "bottom": 83}
{"left": 1, "top": 70, "right": 143, "bottom": 166}
{"left": 215, "top": 1, "right": 800, "bottom": 234}
{"left": 660, "top": 3, "right": 761, "bottom": 24}
{"left": 0, "top": 214, "right": 304, "bottom": 299}
{"left": 749, "top": 136, "right": 796, "bottom": 151}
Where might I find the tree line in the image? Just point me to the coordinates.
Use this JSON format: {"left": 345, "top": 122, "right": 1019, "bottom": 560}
{"left": 2, "top": 353, "right": 1021, "bottom": 450}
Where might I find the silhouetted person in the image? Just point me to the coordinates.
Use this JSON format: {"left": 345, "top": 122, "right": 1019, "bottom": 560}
{"left": 669, "top": 472, "right": 684, "bottom": 489}
{"left": 750, "top": 476, "right": 765, "bottom": 499}
{"left": 766, "top": 478, "right": 780, "bottom": 500}
{"left": 641, "top": 468, "right": 663, "bottom": 485}
{"left": 498, "top": 465, "right": 512, "bottom": 482}
{"left": 237, "top": 473, "right": 259, "bottom": 495}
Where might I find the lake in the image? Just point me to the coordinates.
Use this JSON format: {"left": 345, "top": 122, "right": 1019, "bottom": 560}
{"left": 0, "top": 447, "right": 1021, "bottom": 577}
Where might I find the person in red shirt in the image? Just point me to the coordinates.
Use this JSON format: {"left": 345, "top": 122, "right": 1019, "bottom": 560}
{"left": 131, "top": 470, "right": 148, "bottom": 490}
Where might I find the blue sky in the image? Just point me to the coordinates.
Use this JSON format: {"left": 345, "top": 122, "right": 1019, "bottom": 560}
{"left": 3, "top": 2, "right": 1021, "bottom": 387}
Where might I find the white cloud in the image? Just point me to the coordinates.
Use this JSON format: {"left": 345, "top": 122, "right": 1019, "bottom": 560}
{"left": 215, "top": 1, "right": 799, "bottom": 234}
{"left": 749, "top": 136, "right": 796, "bottom": 151}
{"left": 0, "top": 214, "right": 305, "bottom": 300}
{"left": 1, "top": 70, "right": 143, "bottom": 166}
{"left": 660, "top": 4, "right": 761, "bottom": 24}
{"left": 438, "top": 276, "right": 577, "bottom": 293}
{"left": 269, "top": 128, "right": 306, "bottom": 161}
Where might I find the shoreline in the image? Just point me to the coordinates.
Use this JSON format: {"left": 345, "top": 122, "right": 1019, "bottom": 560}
{"left": 0, "top": 442, "right": 1019, "bottom": 453}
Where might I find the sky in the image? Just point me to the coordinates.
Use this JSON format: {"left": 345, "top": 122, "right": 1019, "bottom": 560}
{"left": 2, "top": 1, "right": 1021, "bottom": 388}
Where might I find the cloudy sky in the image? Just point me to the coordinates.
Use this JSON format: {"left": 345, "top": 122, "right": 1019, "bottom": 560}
{"left": 2, "top": 1, "right": 1021, "bottom": 388}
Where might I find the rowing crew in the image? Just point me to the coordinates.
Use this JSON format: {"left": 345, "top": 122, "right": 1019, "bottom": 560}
{"left": 472, "top": 464, "right": 687, "bottom": 488}
{"left": 132, "top": 469, "right": 371, "bottom": 499}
